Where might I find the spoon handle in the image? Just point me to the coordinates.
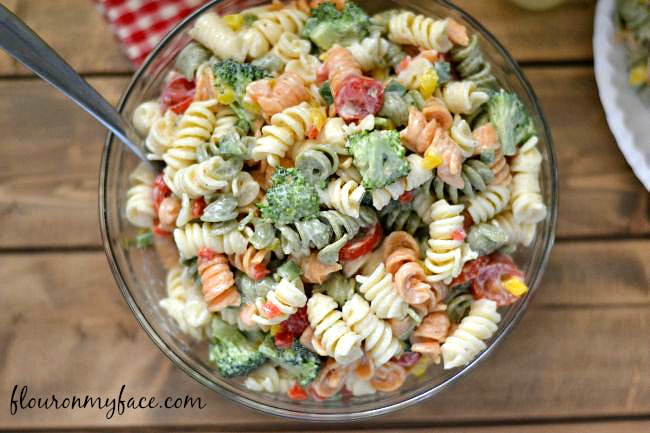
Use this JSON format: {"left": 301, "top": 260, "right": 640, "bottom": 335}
{"left": 0, "top": 4, "right": 150, "bottom": 164}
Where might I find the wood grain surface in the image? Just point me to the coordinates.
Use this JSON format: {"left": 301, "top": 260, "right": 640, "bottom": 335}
{"left": 0, "top": 0, "right": 648, "bottom": 432}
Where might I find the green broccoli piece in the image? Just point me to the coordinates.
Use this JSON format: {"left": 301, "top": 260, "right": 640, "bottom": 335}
{"left": 487, "top": 89, "right": 537, "bottom": 156}
{"left": 258, "top": 335, "right": 322, "bottom": 387}
{"left": 302, "top": 2, "right": 370, "bottom": 50}
{"left": 258, "top": 168, "right": 320, "bottom": 225}
{"left": 347, "top": 129, "right": 410, "bottom": 190}
{"left": 208, "top": 318, "right": 266, "bottom": 378}
{"left": 212, "top": 59, "right": 269, "bottom": 101}
{"left": 319, "top": 81, "right": 334, "bottom": 105}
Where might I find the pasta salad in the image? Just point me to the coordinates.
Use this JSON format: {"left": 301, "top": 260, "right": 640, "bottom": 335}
{"left": 126, "top": 0, "right": 547, "bottom": 401}
{"left": 615, "top": 0, "right": 650, "bottom": 90}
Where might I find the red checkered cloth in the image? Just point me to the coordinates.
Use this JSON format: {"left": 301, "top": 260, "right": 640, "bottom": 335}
{"left": 94, "top": 0, "right": 211, "bottom": 66}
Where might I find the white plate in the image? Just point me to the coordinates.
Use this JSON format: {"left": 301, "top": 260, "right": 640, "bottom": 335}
{"left": 593, "top": 0, "right": 650, "bottom": 191}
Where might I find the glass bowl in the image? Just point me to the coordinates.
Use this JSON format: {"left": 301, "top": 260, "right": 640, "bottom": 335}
{"left": 99, "top": 0, "right": 558, "bottom": 421}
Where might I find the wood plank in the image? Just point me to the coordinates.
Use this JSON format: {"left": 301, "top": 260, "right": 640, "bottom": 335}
{"left": 1, "top": 67, "right": 648, "bottom": 249}
{"left": 0, "top": 0, "right": 132, "bottom": 76}
{"left": 0, "top": 244, "right": 648, "bottom": 429}
{"left": 0, "top": 0, "right": 594, "bottom": 77}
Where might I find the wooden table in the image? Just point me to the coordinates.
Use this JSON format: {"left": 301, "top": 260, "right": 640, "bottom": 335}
{"left": 0, "top": 1, "right": 648, "bottom": 431}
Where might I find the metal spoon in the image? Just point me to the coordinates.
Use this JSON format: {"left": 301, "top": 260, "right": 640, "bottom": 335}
{"left": 0, "top": 4, "right": 156, "bottom": 168}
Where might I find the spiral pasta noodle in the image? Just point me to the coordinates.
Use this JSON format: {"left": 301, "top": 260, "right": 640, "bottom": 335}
{"left": 383, "top": 231, "right": 432, "bottom": 305}
{"left": 271, "top": 32, "right": 311, "bottom": 62}
{"left": 172, "top": 156, "right": 232, "bottom": 198}
{"left": 230, "top": 246, "right": 270, "bottom": 281}
{"left": 509, "top": 137, "right": 547, "bottom": 224}
{"left": 424, "top": 199, "right": 476, "bottom": 284}
{"left": 132, "top": 100, "right": 162, "bottom": 138}
{"left": 347, "top": 32, "right": 396, "bottom": 71}
{"left": 442, "top": 81, "right": 490, "bottom": 115}
{"left": 241, "top": 7, "right": 308, "bottom": 60}
{"left": 379, "top": 203, "right": 423, "bottom": 235}
{"left": 450, "top": 34, "right": 497, "bottom": 88}
{"left": 342, "top": 294, "right": 400, "bottom": 366}
{"left": 388, "top": 11, "right": 453, "bottom": 52}
{"left": 228, "top": 171, "right": 261, "bottom": 208}
{"left": 397, "top": 57, "right": 433, "bottom": 90}
{"left": 410, "top": 311, "right": 450, "bottom": 363}
{"left": 319, "top": 178, "right": 366, "bottom": 218}
{"left": 210, "top": 105, "right": 239, "bottom": 145}
{"left": 294, "top": 142, "right": 340, "bottom": 184}
{"left": 246, "top": 72, "right": 311, "bottom": 117}
{"left": 174, "top": 222, "right": 249, "bottom": 258}
{"left": 125, "top": 163, "right": 155, "bottom": 228}
{"left": 314, "top": 272, "right": 356, "bottom": 306}
{"left": 464, "top": 184, "right": 510, "bottom": 224}
{"left": 321, "top": 46, "right": 362, "bottom": 96}
{"left": 450, "top": 114, "right": 477, "bottom": 157}
{"left": 285, "top": 54, "right": 322, "bottom": 84}
{"left": 252, "top": 102, "right": 313, "bottom": 165}
{"left": 244, "top": 364, "right": 295, "bottom": 393}
{"left": 252, "top": 277, "right": 307, "bottom": 326}
{"left": 356, "top": 263, "right": 408, "bottom": 319}
{"left": 189, "top": 12, "right": 244, "bottom": 61}
{"left": 489, "top": 210, "right": 535, "bottom": 247}
{"left": 163, "top": 100, "right": 218, "bottom": 174}
{"left": 198, "top": 250, "right": 241, "bottom": 312}
{"left": 441, "top": 298, "right": 501, "bottom": 369}
{"left": 307, "top": 293, "right": 363, "bottom": 365}
{"left": 371, "top": 154, "right": 434, "bottom": 210}
{"left": 145, "top": 110, "right": 177, "bottom": 160}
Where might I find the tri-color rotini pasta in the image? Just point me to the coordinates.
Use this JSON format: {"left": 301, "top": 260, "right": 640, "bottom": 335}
{"left": 126, "top": 0, "right": 547, "bottom": 401}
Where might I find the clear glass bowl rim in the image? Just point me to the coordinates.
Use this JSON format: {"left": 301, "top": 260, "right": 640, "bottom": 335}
{"left": 99, "top": 0, "right": 559, "bottom": 421}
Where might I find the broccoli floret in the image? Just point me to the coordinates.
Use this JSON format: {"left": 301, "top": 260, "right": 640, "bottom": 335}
{"left": 347, "top": 129, "right": 410, "bottom": 189}
{"left": 487, "top": 89, "right": 537, "bottom": 156}
{"left": 257, "top": 168, "right": 320, "bottom": 225}
{"left": 302, "top": 2, "right": 370, "bottom": 50}
{"left": 208, "top": 318, "right": 266, "bottom": 378}
{"left": 212, "top": 59, "right": 269, "bottom": 100}
{"left": 258, "top": 335, "right": 322, "bottom": 387}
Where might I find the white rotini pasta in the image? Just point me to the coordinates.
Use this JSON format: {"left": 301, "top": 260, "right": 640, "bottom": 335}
{"left": 252, "top": 102, "right": 313, "bottom": 165}
{"left": 172, "top": 156, "right": 231, "bottom": 198}
{"left": 252, "top": 278, "right": 307, "bottom": 326}
{"left": 173, "top": 222, "right": 249, "bottom": 258}
{"left": 163, "top": 99, "right": 218, "bottom": 174}
{"left": 424, "top": 199, "right": 477, "bottom": 284}
{"left": 371, "top": 154, "right": 434, "bottom": 210}
{"left": 240, "top": 7, "right": 308, "bottom": 60}
{"left": 210, "top": 105, "right": 239, "bottom": 145}
{"left": 244, "top": 364, "right": 295, "bottom": 393}
{"left": 159, "top": 265, "right": 212, "bottom": 340}
{"left": 388, "top": 11, "right": 453, "bottom": 52}
{"left": 450, "top": 115, "right": 477, "bottom": 157}
{"left": 318, "top": 117, "right": 348, "bottom": 146}
{"left": 342, "top": 294, "right": 400, "bottom": 366}
{"left": 220, "top": 306, "right": 260, "bottom": 331}
{"left": 189, "top": 12, "right": 244, "bottom": 61}
{"left": 411, "top": 186, "right": 434, "bottom": 224}
{"left": 145, "top": 110, "right": 178, "bottom": 160}
{"left": 125, "top": 163, "right": 155, "bottom": 228}
{"left": 442, "top": 81, "right": 489, "bottom": 115}
{"left": 307, "top": 293, "right": 363, "bottom": 365}
{"left": 509, "top": 137, "right": 548, "bottom": 224}
{"left": 272, "top": 32, "right": 311, "bottom": 62}
{"left": 347, "top": 32, "right": 393, "bottom": 71}
{"left": 396, "top": 57, "right": 432, "bottom": 90}
{"left": 355, "top": 263, "right": 408, "bottom": 320}
{"left": 132, "top": 100, "right": 162, "bottom": 137}
{"left": 285, "top": 54, "right": 322, "bottom": 85}
{"left": 464, "top": 184, "right": 510, "bottom": 224}
{"left": 228, "top": 171, "right": 260, "bottom": 208}
{"left": 319, "top": 178, "right": 366, "bottom": 218}
{"left": 441, "top": 298, "right": 501, "bottom": 369}
{"left": 336, "top": 155, "right": 363, "bottom": 184}
{"left": 345, "top": 373, "right": 377, "bottom": 396}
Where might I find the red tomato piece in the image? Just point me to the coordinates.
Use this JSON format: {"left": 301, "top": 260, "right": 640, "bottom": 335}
{"left": 339, "top": 223, "right": 383, "bottom": 262}
{"left": 395, "top": 351, "right": 421, "bottom": 368}
{"left": 191, "top": 197, "right": 206, "bottom": 218}
{"left": 451, "top": 229, "right": 466, "bottom": 241}
{"left": 197, "top": 247, "right": 217, "bottom": 262}
{"left": 282, "top": 306, "right": 309, "bottom": 336}
{"left": 274, "top": 331, "right": 294, "bottom": 349}
{"left": 261, "top": 301, "right": 282, "bottom": 319}
{"left": 307, "top": 125, "right": 319, "bottom": 140}
{"left": 451, "top": 255, "right": 490, "bottom": 287}
{"left": 161, "top": 77, "right": 195, "bottom": 114}
{"left": 152, "top": 174, "right": 171, "bottom": 212}
{"left": 287, "top": 384, "right": 308, "bottom": 401}
{"left": 335, "top": 76, "right": 384, "bottom": 122}
{"left": 251, "top": 263, "right": 270, "bottom": 281}
{"left": 396, "top": 56, "right": 411, "bottom": 74}
{"left": 398, "top": 191, "right": 413, "bottom": 204}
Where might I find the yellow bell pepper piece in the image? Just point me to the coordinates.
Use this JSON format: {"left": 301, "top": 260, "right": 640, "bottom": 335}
{"left": 409, "top": 355, "right": 432, "bottom": 377}
{"left": 629, "top": 64, "right": 648, "bottom": 87}
{"left": 422, "top": 146, "right": 443, "bottom": 170}
{"left": 419, "top": 68, "right": 439, "bottom": 100}
{"left": 270, "top": 325, "right": 281, "bottom": 336}
{"left": 503, "top": 277, "right": 529, "bottom": 297}
{"left": 223, "top": 14, "right": 244, "bottom": 31}
{"left": 310, "top": 107, "right": 327, "bottom": 131}
{"left": 217, "top": 86, "right": 236, "bottom": 105}
{"left": 242, "top": 101, "right": 261, "bottom": 115}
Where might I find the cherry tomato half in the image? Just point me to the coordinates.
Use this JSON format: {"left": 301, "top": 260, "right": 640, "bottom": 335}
{"left": 274, "top": 330, "right": 294, "bottom": 349}
{"left": 191, "top": 197, "right": 206, "bottom": 218}
{"left": 161, "top": 77, "right": 195, "bottom": 114}
{"left": 152, "top": 174, "right": 171, "bottom": 213}
{"left": 287, "top": 384, "right": 308, "bottom": 401}
{"left": 339, "top": 223, "right": 383, "bottom": 262}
